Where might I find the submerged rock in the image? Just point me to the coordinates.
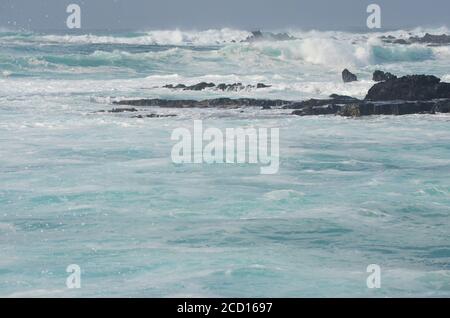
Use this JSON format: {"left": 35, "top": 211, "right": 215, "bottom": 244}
{"left": 342, "top": 69, "right": 357, "bottom": 83}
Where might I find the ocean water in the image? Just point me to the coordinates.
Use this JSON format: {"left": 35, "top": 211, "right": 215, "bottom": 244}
{"left": 0, "top": 27, "right": 450, "bottom": 297}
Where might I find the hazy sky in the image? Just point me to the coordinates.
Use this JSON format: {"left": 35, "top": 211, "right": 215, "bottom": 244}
{"left": 0, "top": 0, "right": 449, "bottom": 31}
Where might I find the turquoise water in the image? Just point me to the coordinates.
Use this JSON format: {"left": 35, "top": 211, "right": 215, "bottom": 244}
{"left": 0, "top": 28, "right": 450, "bottom": 297}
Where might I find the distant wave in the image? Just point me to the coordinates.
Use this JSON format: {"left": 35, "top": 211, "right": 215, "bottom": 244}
{"left": 0, "top": 28, "right": 251, "bottom": 46}
{"left": 1, "top": 26, "right": 449, "bottom": 94}
{"left": 0, "top": 26, "right": 448, "bottom": 46}
{"left": 0, "top": 39, "right": 446, "bottom": 75}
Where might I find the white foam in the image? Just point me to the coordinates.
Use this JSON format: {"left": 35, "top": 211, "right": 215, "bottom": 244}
{"left": 263, "top": 189, "right": 305, "bottom": 201}
{"left": 36, "top": 28, "right": 251, "bottom": 46}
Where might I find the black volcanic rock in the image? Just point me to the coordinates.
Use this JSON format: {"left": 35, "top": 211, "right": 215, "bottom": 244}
{"left": 381, "top": 33, "right": 450, "bottom": 46}
{"left": 292, "top": 104, "right": 341, "bottom": 116}
{"left": 434, "top": 99, "right": 450, "bottom": 113}
{"left": 113, "top": 74, "right": 450, "bottom": 117}
{"left": 109, "top": 108, "right": 138, "bottom": 113}
{"left": 291, "top": 99, "right": 450, "bottom": 117}
{"left": 245, "top": 31, "right": 263, "bottom": 41}
{"left": 339, "top": 101, "right": 437, "bottom": 116}
{"left": 284, "top": 94, "right": 360, "bottom": 109}
{"left": 164, "top": 82, "right": 272, "bottom": 92}
{"left": 372, "top": 70, "right": 397, "bottom": 82}
{"left": 243, "top": 30, "right": 295, "bottom": 42}
{"left": 132, "top": 114, "right": 177, "bottom": 118}
{"left": 410, "top": 33, "right": 450, "bottom": 45}
{"left": 163, "top": 84, "right": 187, "bottom": 89}
{"left": 184, "top": 82, "right": 215, "bottom": 91}
{"left": 393, "top": 39, "right": 410, "bottom": 45}
{"left": 342, "top": 69, "right": 357, "bottom": 83}
{"left": 365, "top": 75, "right": 450, "bottom": 101}
{"left": 114, "top": 98, "right": 291, "bottom": 109}
{"left": 216, "top": 83, "right": 250, "bottom": 91}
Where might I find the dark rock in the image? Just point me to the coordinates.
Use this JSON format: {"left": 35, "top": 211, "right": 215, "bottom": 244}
{"left": 382, "top": 33, "right": 450, "bottom": 46}
{"left": 292, "top": 104, "right": 340, "bottom": 116}
{"left": 163, "top": 82, "right": 271, "bottom": 92}
{"left": 114, "top": 73, "right": 450, "bottom": 117}
{"left": 109, "top": 108, "right": 138, "bottom": 113}
{"left": 284, "top": 94, "right": 360, "bottom": 109}
{"left": 393, "top": 39, "right": 410, "bottom": 45}
{"left": 256, "top": 83, "right": 271, "bottom": 88}
{"left": 245, "top": 31, "right": 264, "bottom": 42}
{"left": 365, "top": 75, "right": 450, "bottom": 101}
{"left": 434, "top": 99, "right": 450, "bottom": 113}
{"left": 372, "top": 70, "right": 397, "bottom": 82}
{"left": 114, "top": 98, "right": 291, "bottom": 109}
{"left": 338, "top": 101, "right": 438, "bottom": 117}
{"left": 243, "top": 31, "right": 295, "bottom": 42}
{"left": 216, "top": 83, "right": 246, "bottom": 91}
{"left": 410, "top": 33, "right": 450, "bottom": 45}
{"left": 342, "top": 69, "right": 357, "bottom": 83}
{"left": 132, "top": 114, "right": 177, "bottom": 118}
{"left": 114, "top": 99, "right": 199, "bottom": 108}
{"left": 269, "top": 32, "right": 295, "bottom": 41}
{"left": 329, "top": 94, "right": 360, "bottom": 102}
{"left": 163, "top": 84, "right": 187, "bottom": 89}
{"left": 184, "top": 82, "right": 215, "bottom": 91}
{"left": 338, "top": 104, "right": 361, "bottom": 117}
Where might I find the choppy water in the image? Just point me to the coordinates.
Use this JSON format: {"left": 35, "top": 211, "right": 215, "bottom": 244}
{"left": 0, "top": 28, "right": 449, "bottom": 297}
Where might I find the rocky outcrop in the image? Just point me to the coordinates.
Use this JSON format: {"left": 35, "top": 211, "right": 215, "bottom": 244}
{"left": 292, "top": 74, "right": 450, "bottom": 116}
{"left": 162, "top": 84, "right": 188, "bottom": 89}
{"left": 283, "top": 94, "right": 360, "bottom": 116}
{"left": 409, "top": 33, "right": 450, "bottom": 45}
{"left": 381, "top": 33, "right": 450, "bottom": 46}
{"left": 163, "top": 82, "right": 215, "bottom": 91}
{"left": 342, "top": 69, "right": 357, "bottom": 82}
{"left": 372, "top": 70, "right": 397, "bottom": 82}
{"left": 365, "top": 75, "right": 450, "bottom": 101}
{"left": 132, "top": 114, "right": 177, "bottom": 118}
{"left": 112, "top": 74, "right": 450, "bottom": 117}
{"left": 163, "top": 82, "right": 271, "bottom": 92}
{"left": 243, "top": 31, "right": 295, "bottom": 42}
{"left": 293, "top": 99, "right": 450, "bottom": 117}
{"left": 108, "top": 108, "right": 138, "bottom": 113}
{"left": 113, "top": 98, "right": 290, "bottom": 109}
{"left": 97, "top": 107, "right": 177, "bottom": 118}
{"left": 292, "top": 104, "right": 341, "bottom": 116}
{"left": 339, "top": 101, "right": 439, "bottom": 117}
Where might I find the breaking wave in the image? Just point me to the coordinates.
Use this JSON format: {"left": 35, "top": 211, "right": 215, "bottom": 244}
{"left": 1, "top": 26, "right": 449, "bottom": 82}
